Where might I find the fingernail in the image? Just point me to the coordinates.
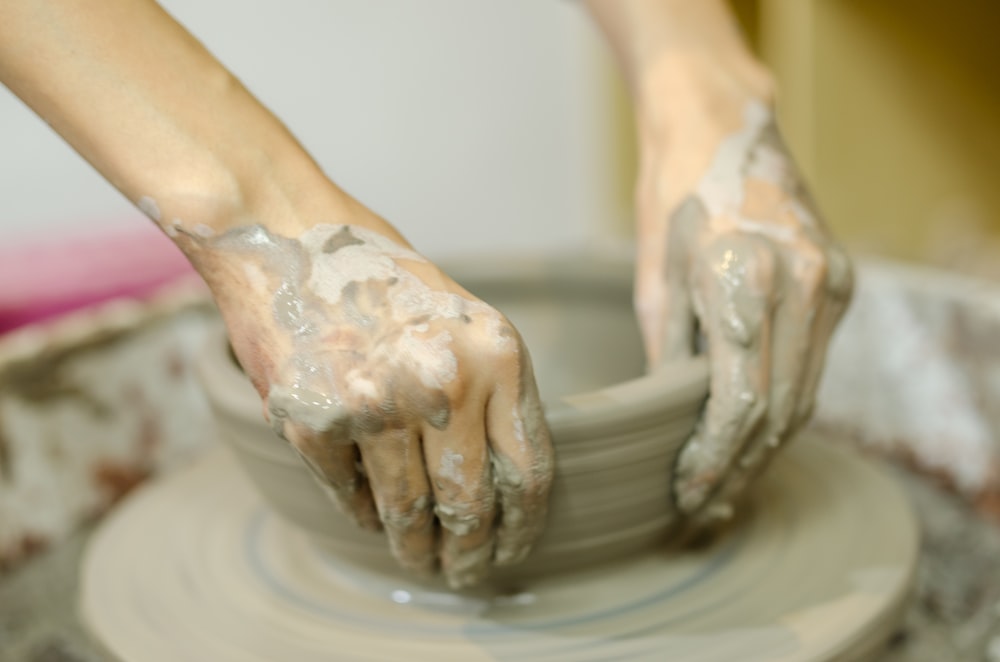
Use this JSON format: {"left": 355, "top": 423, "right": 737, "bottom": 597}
{"left": 691, "top": 501, "right": 734, "bottom": 529}
{"left": 676, "top": 483, "right": 708, "bottom": 513}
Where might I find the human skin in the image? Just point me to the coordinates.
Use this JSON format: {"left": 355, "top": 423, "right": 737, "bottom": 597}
{"left": 584, "top": 0, "right": 854, "bottom": 527}
{"left": 1, "top": 0, "right": 851, "bottom": 586}
{"left": 0, "top": 0, "right": 553, "bottom": 588}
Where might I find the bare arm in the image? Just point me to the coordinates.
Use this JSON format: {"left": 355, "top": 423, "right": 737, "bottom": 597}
{"left": 0, "top": 0, "right": 554, "bottom": 588}
{"left": 585, "top": 0, "right": 776, "bottom": 224}
{"left": 585, "top": 0, "right": 853, "bottom": 526}
{"left": 0, "top": 0, "right": 368, "bottom": 241}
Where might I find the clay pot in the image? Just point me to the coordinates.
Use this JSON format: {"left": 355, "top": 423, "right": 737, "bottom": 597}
{"left": 197, "top": 256, "right": 709, "bottom": 586}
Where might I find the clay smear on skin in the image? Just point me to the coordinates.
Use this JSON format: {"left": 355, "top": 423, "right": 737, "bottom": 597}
{"left": 696, "top": 101, "right": 817, "bottom": 233}
{"left": 229, "top": 223, "right": 477, "bottom": 432}
{"left": 673, "top": 101, "right": 824, "bottom": 511}
{"left": 147, "top": 208, "right": 528, "bottom": 439}
{"left": 137, "top": 196, "right": 161, "bottom": 223}
{"left": 438, "top": 449, "right": 465, "bottom": 487}
{"left": 138, "top": 206, "right": 548, "bottom": 578}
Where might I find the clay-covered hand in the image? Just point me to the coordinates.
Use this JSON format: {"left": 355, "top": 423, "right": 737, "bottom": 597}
{"left": 190, "top": 222, "right": 553, "bottom": 588}
{"left": 634, "top": 94, "right": 853, "bottom": 527}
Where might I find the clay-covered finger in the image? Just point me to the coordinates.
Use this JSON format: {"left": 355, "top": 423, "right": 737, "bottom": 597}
{"left": 791, "top": 246, "right": 854, "bottom": 429}
{"left": 422, "top": 403, "right": 498, "bottom": 589}
{"left": 485, "top": 344, "right": 554, "bottom": 569}
{"left": 690, "top": 244, "right": 852, "bottom": 527}
{"left": 276, "top": 420, "right": 380, "bottom": 532}
{"left": 686, "top": 263, "right": 820, "bottom": 526}
{"left": 738, "top": 249, "right": 824, "bottom": 465}
{"left": 673, "top": 234, "right": 776, "bottom": 514}
{"left": 356, "top": 428, "right": 436, "bottom": 575}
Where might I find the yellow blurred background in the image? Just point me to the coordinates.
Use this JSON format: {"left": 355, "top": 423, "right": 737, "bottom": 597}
{"left": 608, "top": 0, "right": 1000, "bottom": 276}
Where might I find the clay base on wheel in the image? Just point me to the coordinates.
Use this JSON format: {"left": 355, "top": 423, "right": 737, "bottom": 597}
{"left": 79, "top": 434, "right": 917, "bottom": 662}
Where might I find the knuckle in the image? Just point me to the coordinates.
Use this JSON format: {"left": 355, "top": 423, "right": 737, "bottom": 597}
{"left": 703, "top": 232, "right": 778, "bottom": 294}
{"left": 343, "top": 368, "right": 384, "bottom": 403}
{"left": 493, "top": 450, "right": 553, "bottom": 503}
{"left": 434, "top": 498, "right": 493, "bottom": 537}
{"left": 455, "top": 325, "right": 519, "bottom": 381}
{"left": 478, "top": 321, "right": 522, "bottom": 363}
{"left": 267, "top": 383, "right": 353, "bottom": 440}
{"left": 379, "top": 494, "right": 434, "bottom": 531}
{"left": 343, "top": 402, "right": 386, "bottom": 435}
{"left": 824, "top": 245, "right": 855, "bottom": 301}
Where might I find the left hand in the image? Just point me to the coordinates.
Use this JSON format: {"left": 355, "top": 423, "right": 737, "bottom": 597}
{"left": 633, "top": 70, "right": 854, "bottom": 527}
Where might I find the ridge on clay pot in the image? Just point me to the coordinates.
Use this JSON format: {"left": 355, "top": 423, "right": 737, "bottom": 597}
{"left": 197, "top": 256, "right": 711, "bottom": 588}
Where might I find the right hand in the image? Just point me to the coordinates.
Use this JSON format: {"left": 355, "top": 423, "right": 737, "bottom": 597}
{"left": 190, "top": 221, "right": 554, "bottom": 589}
{"left": 631, "top": 69, "right": 853, "bottom": 527}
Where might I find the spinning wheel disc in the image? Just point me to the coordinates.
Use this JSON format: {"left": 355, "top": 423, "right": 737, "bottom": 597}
{"left": 80, "top": 434, "right": 917, "bottom": 662}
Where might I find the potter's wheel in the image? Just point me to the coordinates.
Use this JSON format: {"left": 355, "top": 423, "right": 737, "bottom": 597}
{"left": 79, "top": 433, "right": 917, "bottom": 662}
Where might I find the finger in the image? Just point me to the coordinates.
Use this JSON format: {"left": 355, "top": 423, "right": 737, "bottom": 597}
{"left": 656, "top": 283, "right": 697, "bottom": 365}
{"left": 486, "top": 342, "right": 554, "bottom": 569}
{"left": 672, "top": 234, "right": 776, "bottom": 514}
{"left": 422, "top": 396, "right": 497, "bottom": 589}
{"left": 278, "top": 421, "right": 381, "bottom": 532}
{"left": 791, "top": 244, "right": 854, "bottom": 429}
{"left": 265, "top": 384, "right": 381, "bottom": 530}
{"left": 687, "top": 255, "right": 820, "bottom": 526}
{"left": 357, "top": 428, "right": 437, "bottom": 575}
{"left": 636, "top": 269, "right": 694, "bottom": 367}
{"left": 641, "top": 195, "right": 710, "bottom": 366}
{"left": 742, "top": 247, "right": 826, "bottom": 463}
{"left": 689, "top": 244, "right": 853, "bottom": 528}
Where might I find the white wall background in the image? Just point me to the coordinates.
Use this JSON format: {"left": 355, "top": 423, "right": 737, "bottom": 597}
{"left": 0, "top": 1, "right": 622, "bottom": 259}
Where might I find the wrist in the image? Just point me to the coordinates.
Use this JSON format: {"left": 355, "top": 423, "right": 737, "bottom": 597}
{"left": 634, "top": 49, "right": 776, "bottom": 141}
{"left": 630, "top": 54, "right": 780, "bottom": 234}
{"left": 144, "top": 161, "right": 397, "bottom": 246}
{"left": 153, "top": 170, "right": 405, "bottom": 287}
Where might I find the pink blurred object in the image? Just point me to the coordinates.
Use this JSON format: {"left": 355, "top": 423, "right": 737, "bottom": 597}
{"left": 0, "top": 226, "right": 197, "bottom": 334}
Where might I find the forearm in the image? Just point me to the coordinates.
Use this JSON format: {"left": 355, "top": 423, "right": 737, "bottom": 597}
{"left": 0, "top": 0, "right": 385, "bottom": 249}
{"left": 583, "top": 0, "right": 773, "bottom": 121}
